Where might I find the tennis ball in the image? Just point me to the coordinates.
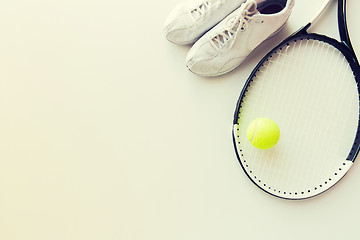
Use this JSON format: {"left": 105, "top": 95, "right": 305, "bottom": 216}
{"left": 247, "top": 118, "right": 280, "bottom": 149}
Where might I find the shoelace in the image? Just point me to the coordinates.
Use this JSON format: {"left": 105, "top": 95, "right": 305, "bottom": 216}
{"left": 190, "top": 0, "right": 223, "bottom": 21}
{"left": 212, "top": 0, "right": 259, "bottom": 49}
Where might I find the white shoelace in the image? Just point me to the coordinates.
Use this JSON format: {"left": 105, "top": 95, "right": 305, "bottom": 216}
{"left": 190, "top": 1, "right": 223, "bottom": 21}
{"left": 212, "top": 0, "right": 259, "bottom": 49}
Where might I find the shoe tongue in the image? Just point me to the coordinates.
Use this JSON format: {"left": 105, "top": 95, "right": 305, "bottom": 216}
{"left": 244, "top": 0, "right": 259, "bottom": 16}
{"left": 226, "top": 0, "right": 258, "bottom": 29}
{"left": 212, "top": 0, "right": 259, "bottom": 48}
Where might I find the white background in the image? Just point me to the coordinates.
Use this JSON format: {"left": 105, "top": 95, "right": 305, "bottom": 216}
{"left": 0, "top": 0, "right": 359, "bottom": 239}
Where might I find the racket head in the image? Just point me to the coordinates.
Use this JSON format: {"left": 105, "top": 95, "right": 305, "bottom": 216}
{"left": 232, "top": 27, "right": 360, "bottom": 200}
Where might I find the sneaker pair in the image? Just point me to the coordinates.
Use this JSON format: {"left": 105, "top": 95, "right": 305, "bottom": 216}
{"left": 164, "top": 0, "right": 295, "bottom": 77}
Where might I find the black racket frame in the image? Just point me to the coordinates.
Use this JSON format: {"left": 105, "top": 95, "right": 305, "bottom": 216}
{"left": 232, "top": 0, "right": 360, "bottom": 198}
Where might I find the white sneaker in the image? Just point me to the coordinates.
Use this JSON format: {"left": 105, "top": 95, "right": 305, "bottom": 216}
{"left": 186, "top": 0, "right": 295, "bottom": 76}
{"left": 164, "top": 0, "right": 246, "bottom": 45}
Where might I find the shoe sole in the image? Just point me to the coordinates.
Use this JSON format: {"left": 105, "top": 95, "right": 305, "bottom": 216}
{"left": 166, "top": 36, "right": 198, "bottom": 45}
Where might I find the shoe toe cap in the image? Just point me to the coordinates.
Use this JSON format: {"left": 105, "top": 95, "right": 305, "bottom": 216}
{"left": 164, "top": 11, "right": 195, "bottom": 44}
{"left": 218, "top": 57, "right": 246, "bottom": 74}
{"left": 187, "top": 54, "right": 246, "bottom": 77}
{"left": 186, "top": 42, "right": 220, "bottom": 76}
{"left": 187, "top": 59, "right": 220, "bottom": 76}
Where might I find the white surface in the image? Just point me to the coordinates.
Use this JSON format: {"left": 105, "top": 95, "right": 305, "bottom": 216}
{"left": 0, "top": 0, "right": 359, "bottom": 239}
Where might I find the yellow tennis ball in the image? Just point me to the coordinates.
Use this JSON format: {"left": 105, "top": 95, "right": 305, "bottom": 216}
{"left": 247, "top": 118, "right": 280, "bottom": 149}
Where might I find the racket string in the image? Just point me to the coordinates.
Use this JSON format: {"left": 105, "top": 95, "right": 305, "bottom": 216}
{"left": 235, "top": 37, "right": 359, "bottom": 197}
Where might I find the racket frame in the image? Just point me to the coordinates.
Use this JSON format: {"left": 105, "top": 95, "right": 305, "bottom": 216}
{"left": 232, "top": 0, "right": 360, "bottom": 199}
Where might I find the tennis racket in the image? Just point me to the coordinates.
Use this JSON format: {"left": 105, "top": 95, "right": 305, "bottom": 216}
{"left": 232, "top": 0, "right": 360, "bottom": 199}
